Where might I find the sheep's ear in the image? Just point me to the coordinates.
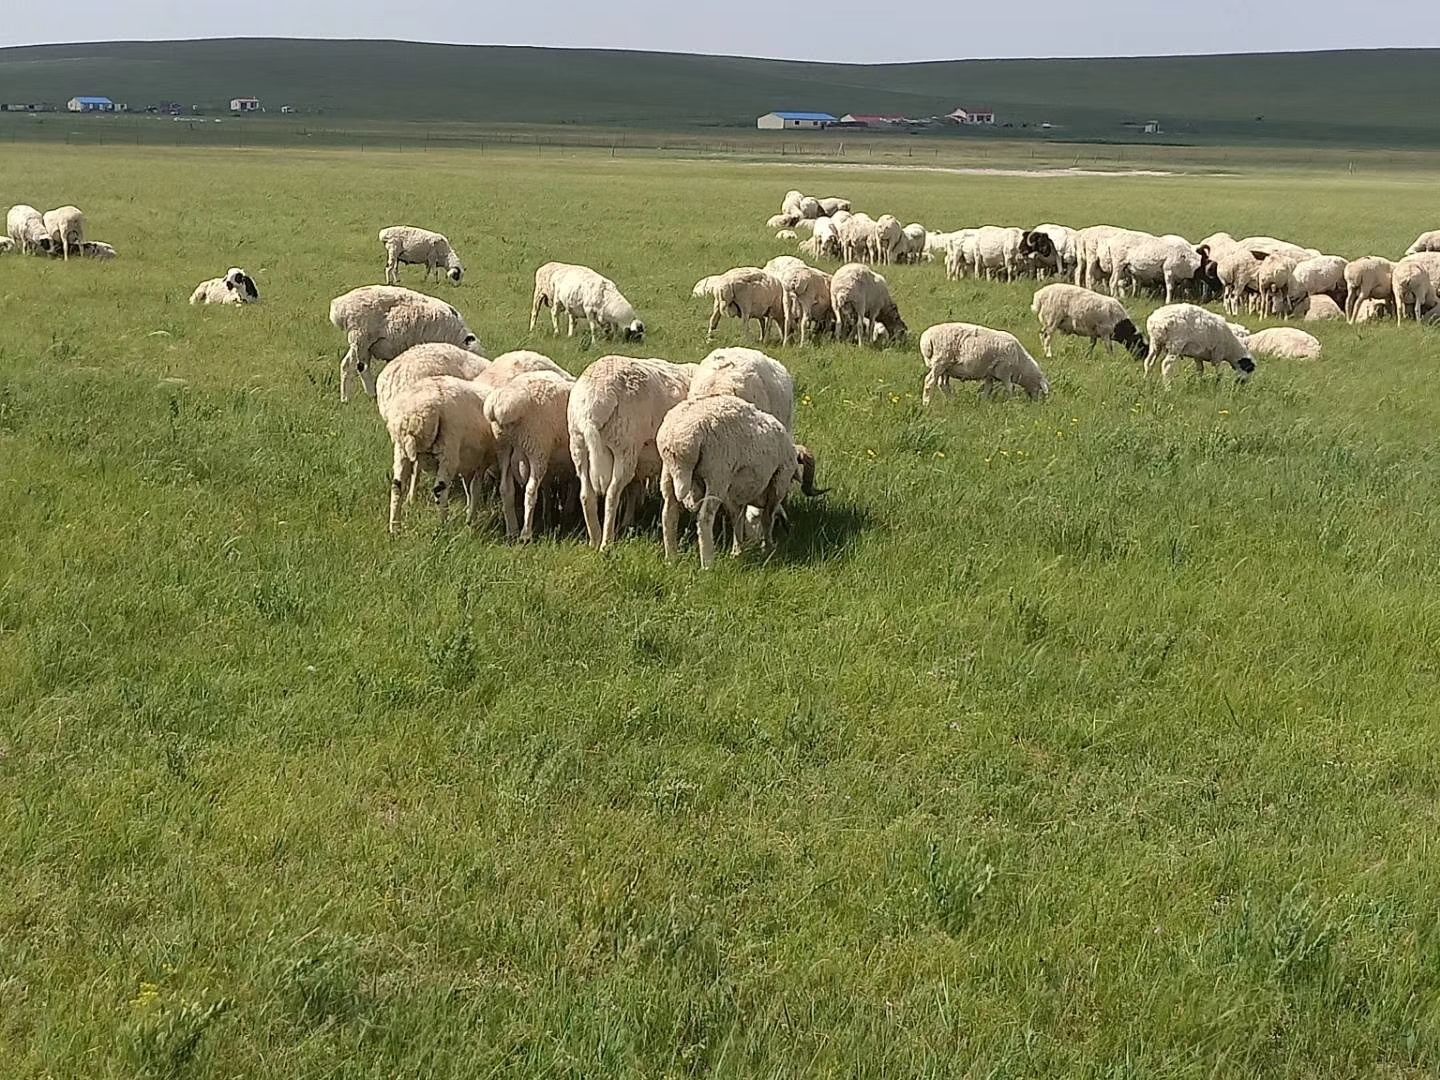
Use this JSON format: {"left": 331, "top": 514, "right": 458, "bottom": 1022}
{"left": 242, "top": 275, "right": 258, "bottom": 299}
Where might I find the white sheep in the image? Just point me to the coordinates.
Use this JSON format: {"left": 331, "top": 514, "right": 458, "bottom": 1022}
{"left": 767, "top": 213, "right": 795, "bottom": 230}
{"left": 781, "top": 191, "right": 805, "bottom": 218}
{"left": 1405, "top": 230, "right": 1440, "bottom": 256}
{"left": 550, "top": 264, "right": 645, "bottom": 345}
{"left": 1113, "top": 235, "right": 1201, "bottom": 302}
{"left": 379, "top": 225, "right": 464, "bottom": 285}
{"left": 1239, "top": 236, "right": 1319, "bottom": 261}
{"left": 799, "top": 216, "right": 842, "bottom": 261}
{"left": 817, "top": 197, "right": 850, "bottom": 216}
{"left": 376, "top": 342, "right": 491, "bottom": 418}
{"left": 943, "top": 229, "right": 979, "bottom": 280}
{"left": 1216, "top": 246, "right": 1264, "bottom": 315}
{"left": 1289, "top": 255, "right": 1348, "bottom": 304}
{"left": 6, "top": 205, "right": 50, "bottom": 255}
{"left": 973, "top": 226, "right": 1026, "bottom": 281}
{"left": 1030, "top": 283, "right": 1146, "bottom": 359}
{"left": 476, "top": 349, "right": 572, "bottom": 392}
{"left": 688, "top": 347, "right": 795, "bottom": 431}
{"left": 1353, "top": 298, "right": 1392, "bottom": 323}
{"left": 190, "top": 267, "right": 260, "bottom": 306}
{"left": 42, "top": 206, "right": 84, "bottom": 261}
{"left": 920, "top": 323, "right": 1050, "bottom": 405}
{"left": 385, "top": 375, "right": 495, "bottom": 534}
{"left": 1391, "top": 259, "right": 1436, "bottom": 323}
{"left": 77, "top": 241, "right": 117, "bottom": 260}
{"left": 1344, "top": 257, "right": 1396, "bottom": 323}
{"left": 830, "top": 263, "right": 906, "bottom": 345}
{"left": 837, "top": 213, "right": 878, "bottom": 264}
{"left": 329, "top": 285, "right": 482, "bottom": 403}
{"left": 530, "top": 260, "right": 579, "bottom": 333}
{"left": 874, "top": 214, "right": 904, "bottom": 264}
{"left": 1256, "top": 254, "right": 1299, "bottom": 317}
{"left": 0, "top": 237, "right": 11, "bottom": 254}
{"left": 1144, "top": 303, "right": 1256, "bottom": 387}
{"left": 1245, "top": 327, "right": 1322, "bottom": 360}
{"left": 1294, "top": 295, "right": 1344, "bottom": 322}
{"left": 899, "top": 223, "right": 928, "bottom": 263}
{"left": 658, "top": 396, "right": 820, "bottom": 569}
{"left": 485, "top": 370, "right": 577, "bottom": 541}
{"left": 567, "top": 355, "right": 695, "bottom": 549}
{"left": 775, "top": 229, "right": 798, "bottom": 241}
{"left": 782, "top": 266, "right": 833, "bottom": 345}
{"left": 705, "top": 267, "right": 786, "bottom": 342}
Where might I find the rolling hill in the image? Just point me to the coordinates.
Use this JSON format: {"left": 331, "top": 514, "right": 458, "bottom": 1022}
{"left": 0, "top": 38, "right": 1435, "bottom": 146}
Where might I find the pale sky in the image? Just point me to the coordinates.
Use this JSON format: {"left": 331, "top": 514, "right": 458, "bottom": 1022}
{"left": 4, "top": 0, "right": 1440, "bottom": 60}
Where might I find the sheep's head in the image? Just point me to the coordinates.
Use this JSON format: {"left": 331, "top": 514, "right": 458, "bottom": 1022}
{"left": 462, "top": 333, "right": 483, "bottom": 355}
{"left": 1113, "top": 319, "right": 1147, "bottom": 359}
{"left": 623, "top": 320, "right": 645, "bottom": 342}
{"left": 875, "top": 307, "right": 908, "bottom": 344}
{"left": 1235, "top": 355, "right": 1256, "bottom": 383}
{"left": 1021, "top": 230, "right": 1056, "bottom": 259}
{"left": 796, "top": 445, "right": 828, "bottom": 497}
{"left": 446, "top": 254, "right": 465, "bottom": 284}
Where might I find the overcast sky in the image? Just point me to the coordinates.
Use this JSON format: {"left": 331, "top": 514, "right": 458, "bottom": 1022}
{"left": 5, "top": 1, "right": 1440, "bottom": 60}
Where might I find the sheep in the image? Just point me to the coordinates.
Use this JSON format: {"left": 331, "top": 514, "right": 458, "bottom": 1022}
{"left": 705, "top": 267, "right": 786, "bottom": 342}
{"left": 899, "top": 223, "right": 928, "bottom": 263}
{"left": 1391, "top": 259, "right": 1436, "bottom": 323}
{"left": 476, "top": 349, "right": 572, "bottom": 392}
{"left": 688, "top": 347, "right": 795, "bottom": 430}
{"left": 973, "top": 226, "right": 1026, "bottom": 281}
{"left": 385, "top": 375, "right": 496, "bottom": 534}
{"left": 550, "top": 264, "right": 645, "bottom": 345}
{"left": 6, "top": 205, "right": 50, "bottom": 255}
{"left": 1245, "top": 327, "right": 1323, "bottom": 360}
{"left": 658, "top": 396, "right": 821, "bottom": 569}
{"left": 797, "top": 196, "right": 822, "bottom": 220}
{"left": 1294, "top": 294, "right": 1344, "bottom": 322}
{"left": 0, "top": 237, "right": 11, "bottom": 255}
{"left": 1239, "top": 236, "right": 1319, "bottom": 261}
{"left": 800, "top": 216, "right": 842, "bottom": 261}
{"left": 190, "top": 267, "right": 260, "bottom": 306}
{"left": 42, "top": 206, "right": 84, "bottom": 261}
{"left": 329, "top": 285, "right": 482, "bottom": 403}
{"left": 838, "top": 213, "right": 878, "bottom": 264}
{"left": 1256, "top": 254, "right": 1300, "bottom": 317}
{"left": 1344, "top": 257, "right": 1396, "bottom": 323}
{"left": 874, "top": 214, "right": 904, "bottom": 264}
{"left": 1030, "top": 283, "right": 1146, "bottom": 360}
{"left": 1289, "top": 255, "right": 1348, "bottom": 305}
{"left": 530, "top": 260, "right": 579, "bottom": 333}
{"left": 1113, "top": 235, "right": 1201, "bottom": 302}
{"left": 830, "top": 263, "right": 907, "bottom": 345}
{"left": 1405, "top": 230, "right": 1440, "bottom": 256}
{"left": 920, "top": 323, "right": 1050, "bottom": 405}
{"left": 376, "top": 342, "right": 491, "bottom": 418}
{"left": 77, "top": 241, "right": 117, "bottom": 260}
{"left": 781, "top": 190, "right": 805, "bottom": 218}
{"left": 817, "top": 197, "right": 850, "bottom": 216}
{"left": 1072, "top": 225, "right": 1135, "bottom": 290}
{"left": 1144, "top": 303, "right": 1256, "bottom": 387}
{"left": 775, "top": 229, "right": 798, "bottom": 241}
{"left": 485, "top": 370, "right": 577, "bottom": 541}
{"left": 379, "top": 225, "right": 464, "bottom": 286}
{"left": 567, "top": 355, "right": 695, "bottom": 549}
{"left": 1020, "top": 225, "right": 1073, "bottom": 279}
{"left": 1216, "top": 246, "right": 1265, "bottom": 315}
{"left": 1093, "top": 229, "right": 1156, "bottom": 294}
{"left": 767, "top": 213, "right": 796, "bottom": 230}
{"left": 782, "top": 267, "right": 834, "bottom": 345}
{"left": 1398, "top": 250, "right": 1440, "bottom": 286}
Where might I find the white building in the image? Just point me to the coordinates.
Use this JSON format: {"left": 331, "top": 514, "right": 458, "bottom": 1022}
{"left": 230, "top": 97, "right": 261, "bottom": 113}
{"left": 757, "top": 111, "right": 837, "bottom": 130}
{"left": 947, "top": 107, "right": 996, "bottom": 125}
{"left": 67, "top": 96, "right": 114, "bottom": 113}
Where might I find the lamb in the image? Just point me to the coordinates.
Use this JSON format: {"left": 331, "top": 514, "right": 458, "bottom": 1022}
{"left": 41, "top": 206, "right": 84, "bottom": 261}
{"left": 705, "top": 267, "right": 786, "bottom": 342}
{"left": 973, "top": 226, "right": 1026, "bottom": 281}
{"left": 1391, "top": 258, "right": 1436, "bottom": 323}
{"left": 1112, "top": 235, "right": 1201, "bottom": 302}
{"left": 1030, "top": 283, "right": 1146, "bottom": 359}
{"left": 1294, "top": 295, "right": 1344, "bottom": 322}
{"left": 874, "top": 215, "right": 904, "bottom": 264}
{"left": 830, "top": 263, "right": 907, "bottom": 345}
{"left": 1245, "top": 327, "right": 1323, "bottom": 360}
{"left": 378, "top": 225, "right": 464, "bottom": 285}
{"left": 658, "top": 396, "right": 821, "bottom": 569}
{"left": 77, "top": 241, "right": 117, "bottom": 260}
{"left": 919, "top": 323, "right": 1050, "bottom": 405}
{"left": 485, "top": 371, "right": 577, "bottom": 541}
{"left": 329, "top": 285, "right": 482, "bottom": 403}
{"left": 1256, "top": 254, "right": 1299, "bottom": 317}
{"left": 688, "top": 347, "right": 795, "bottom": 431}
{"left": 6, "top": 205, "right": 50, "bottom": 255}
{"left": 1405, "top": 230, "right": 1440, "bottom": 256}
{"left": 567, "top": 355, "right": 695, "bottom": 549}
{"left": 1143, "top": 303, "right": 1256, "bottom": 387}
{"left": 550, "top": 264, "right": 645, "bottom": 345}
{"left": 385, "top": 375, "right": 495, "bottom": 534}
{"left": 190, "top": 267, "right": 260, "bottom": 306}
{"left": 1344, "top": 257, "right": 1396, "bottom": 323}
{"left": 1353, "top": 298, "right": 1392, "bottom": 323}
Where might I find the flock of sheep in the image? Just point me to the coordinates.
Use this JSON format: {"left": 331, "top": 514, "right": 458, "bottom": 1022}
{"left": 9, "top": 186, "right": 1436, "bottom": 568}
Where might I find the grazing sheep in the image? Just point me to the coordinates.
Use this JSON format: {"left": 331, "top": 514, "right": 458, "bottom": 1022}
{"left": 1405, "top": 230, "right": 1440, "bottom": 256}
{"left": 899, "top": 223, "right": 928, "bottom": 263}
{"left": 530, "top": 260, "right": 580, "bottom": 333}
{"left": 1294, "top": 294, "right": 1344, "bottom": 322}
{"left": 658, "top": 396, "right": 821, "bottom": 569}
{"left": 376, "top": 343, "right": 491, "bottom": 418}
{"left": 1019, "top": 227, "right": 1061, "bottom": 278}
{"left": 0, "top": 237, "right": 11, "bottom": 254}
{"left": 385, "top": 375, "right": 495, "bottom": 534}
{"left": 1216, "top": 246, "right": 1265, "bottom": 315}
{"left": 920, "top": 323, "right": 1050, "bottom": 405}
{"left": 329, "top": 285, "right": 482, "bottom": 403}
{"left": 800, "top": 216, "right": 842, "bottom": 261}
{"left": 837, "top": 213, "right": 878, "bottom": 263}
{"left": 1144, "top": 303, "right": 1256, "bottom": 387}
{"left": 1344, "top": 257, "right": 1396, "bottom": 323}
{"left": 550, "top": 265, "right": 645, "bottom": 345}
{"left": 567, "top": 356, "right": 696, "bottom": 549}
{"left": 830, "top": 263, "right": 907, "bottom": 345}
{"left": 1113, "top": 234, "right": 1201, "bottom": 302}
{"left": 1075, "top": 225, "right": 1148, "bottom": 291}
{"left": 1031, "top": 283, "right": 1146, "bottom": 359}
{"left": 485, "top": 371, "right": 577, "bottom": 541}
{"left": 42, "top": 206, "right": 84, "bottom": 261}
{"left": 874, "top": 214, "right": 904, "bottom": 264}
{"left": 1256, "top": 254, "right": 1300, "bottom": 317}
{"left": 782, "top": 266, "right": 834, "bottom": 345}
{"left": 77, "top": 241, "right": 117, "bottom": 260}
{"left": 1246, "top": 327, "right": 1323, "bottom": 360}
{"left": 705, "top": 267, "right": 786, "bottom": 342}
{"left": 1398, "top": 250, "right": 1440, "bottom": 285}
{"left": 973, "top": 226, "right": 1026, "bottom": 281}
{"left": 688, "top": 347, "right": 795, "bottom": 431}
{"left": 6, "top": 205, "right": 50, "bottom": 255}
{"left": 190, "top": 267, "right": 260, "bottom": 306}
{"left": 1289, "top": 255, "right": 1348, "bottom": 305}
{"left": 1391, "top": 259, "right": 1436, "bottom": 323}
{"left": 476, "top": 349, "right": 572, "bottom": 392}
{"left": 379, "top": 225, "right": 464, "bottom": 285}
{"left": 943, "top": 229, "right": 980, "bottom": 280}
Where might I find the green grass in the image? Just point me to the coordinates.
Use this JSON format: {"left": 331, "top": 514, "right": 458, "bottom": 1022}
{"left": 4, "top": 144, "right": 1440, "bottom": 1078}
{"left": 4, "top": 39, "right": 1440, "bottom": 146}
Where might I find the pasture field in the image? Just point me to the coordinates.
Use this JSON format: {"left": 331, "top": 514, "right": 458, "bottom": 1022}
{"left": 4, "top": 145, "right": 1440, "bottom": 1079}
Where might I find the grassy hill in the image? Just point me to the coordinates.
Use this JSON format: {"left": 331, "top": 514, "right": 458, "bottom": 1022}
{"left": 0, "top": 38, "right": 1437, "bottom": 146}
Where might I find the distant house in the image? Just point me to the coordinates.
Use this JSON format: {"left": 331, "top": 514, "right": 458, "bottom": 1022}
{"left": 280, "top": 105, "right": 296, "bottom": 114}
{"left": 5, "top": 102, "right": 57, "bottom": 113}
{"left": 1143, "top": 120, "right": 1161, "bottom": 134}
{"left": 67, "top": 96, "right": 115, "bottom": 113}
{"left": 230, "top": 97, "right": 261, "bottom": 113}
{"left": 947, "top": 107, "right": 995, "bottom": 125}
{"left": 839, "top": 114, "right": 911, "bottom": 127}
{"left": 757, "top": 111, "right": 836, "bottom": 130}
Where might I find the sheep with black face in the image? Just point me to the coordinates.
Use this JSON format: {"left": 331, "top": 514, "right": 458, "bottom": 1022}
{"left": 190, "top": 267, "right": 260, "bottom": 306}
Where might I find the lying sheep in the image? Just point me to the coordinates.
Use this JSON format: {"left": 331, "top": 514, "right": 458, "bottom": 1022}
{"left": 551, "top": 264, "right": 645, "bottom": 345}
{"left": 688, "top": 347, "right": 795, "bottom": 431}
{"left": 816, "top": 197, "right": 850, "bottom": 217}
{"left": 1031, "top": 283, "right": 1146, "bottom": 359}
{"left": 1392, "top": 259, "right": 1436, "bottom": 323}
{"left": 830, "top": 263, "right": 906, "bottom": 345}
{"left": 386, "top": 375, "right": 495, "bottom": 534}
{"left": 1144, "top": 303, "right": 1256, "bottom": 387}
{"left": 190, "top": 267, "right": 260, "bottom": 306}
{"left": 920, "top": 323, "right": 1050, "bottom": 405}
{"left": 1294, "top": 294, "right": 1344, "bottom": 322}
{"left": 1245, "top": 327, "right": 1322, "bottom": 360}
{"left": 485, "top": 371, "right": 577, "bottom": 541}
{"left": 1353, "top": 298, "right": 1392, "bottom": 323}
{"left": 379, "top": 225, "right": 464, "bottom": 286}
{"left": 42, "top": 206, "right": 84, "bottom": 261}
{"left": 329, "top": 285, "right": 482, "bottom": 403}
{"left": 77, "top": 241, "right": 117, "bottom": 260}
{"left": 658, "top": 396, "right": 821, "bottom": 569}
{"left": 767, "top": 213, "right": 796, "bottom": 230}
{"left": 1406, "top": 230, "right": 1440, "bottom": 256}
{"left": 567, "top": 355, "right": 695, "bottom": 548}
{"left": 6, "top": 205, "right": 50, "bottom": 255}
{"left": 705, "top": 267, "right": 786, "bottom": 342}
{"left": 775, "top": 229, "right": 798, "bottom": 241}
{"left": 1344, "top": 257, "right": 1396, "bottom": 323}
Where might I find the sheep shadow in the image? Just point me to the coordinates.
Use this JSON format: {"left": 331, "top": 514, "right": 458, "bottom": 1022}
{"left": 763, "top": 497, "right": 874, "bottom": 567}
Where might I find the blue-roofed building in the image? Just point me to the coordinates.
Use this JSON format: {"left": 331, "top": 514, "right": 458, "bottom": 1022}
{"left": 757, "top": 111, "right": 837, "bottom": 131}
{"left": 67, "top": 96, "right": 115, "bottom": 113}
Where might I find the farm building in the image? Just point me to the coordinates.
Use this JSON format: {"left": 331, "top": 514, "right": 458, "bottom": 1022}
{"left": 230, "top": 97, "right": 261, "bottom": 113}
{"left": 757, "top": 111, "right": 836, "bottom": 130}
{"left": 839, "top": 114, "right": 910, "bottom": 127}
{"left": 948, "top": 107, "right": 996, "bottom": 125}
{"left": 67, "top": 96, "right": 115, "bottom": 113}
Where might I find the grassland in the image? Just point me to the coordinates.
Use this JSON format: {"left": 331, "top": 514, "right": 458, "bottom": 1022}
{"left": 3, "top": 144, "right": 1440, "bottom": 1078}
{"left": 4, "top": 39, "right": 1440, "bottom": 146}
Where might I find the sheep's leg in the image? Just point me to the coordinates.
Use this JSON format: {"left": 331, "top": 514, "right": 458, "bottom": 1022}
{"left": 550, "top": 301, "right": 560, "bottom": 336}
{"left": 1143, "top": 344, "right": 1160, "bottom": 378}
{"left": 922, "top": 366, "right": 943, "bottom": 406}
{"left": 1041, "top": 329, "right": 1053, "bottom": 359}
{"left": 339, "top": 345, "right": 359, "bottom": 403}
{"left": 464, "top": 471, "right": 482, "bottom": 527}
{"left": 528, "top": 291, "right": 541, "bottom": 332}
{"left": 566, "top": 310, "right": 576, "bottom": 338}
{"left": 578, "top": 470, "right": 603, "bottom": 549}
{"left": 726, "top": 500, "right": 747, "bottom": 556}
{"left": 661, "top": 470, "right": 682, "bottom": 561}
{"left": 521, "top": 458, "right": 547, "bottom": 542}
{"left": 389, "top": 447, "right": 413, "bottom": 534}
{"left": 601, "top": 455, "right": 636, "bottom": 550}
{"left": 497, "top": 446, "right": 520, "bottom": 539}
{"left": 696, "top": 496, "right": 720, "bottom": 570}
{"left": 708, "top": 299, "right": 723, "bottom": 341}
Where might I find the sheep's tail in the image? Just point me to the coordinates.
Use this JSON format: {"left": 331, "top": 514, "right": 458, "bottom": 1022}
{"left": 668, "top": 445, "right": 704, "bottom": 512}
{"left": 392, "top": 404, "right": 440, "bottom": 464}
